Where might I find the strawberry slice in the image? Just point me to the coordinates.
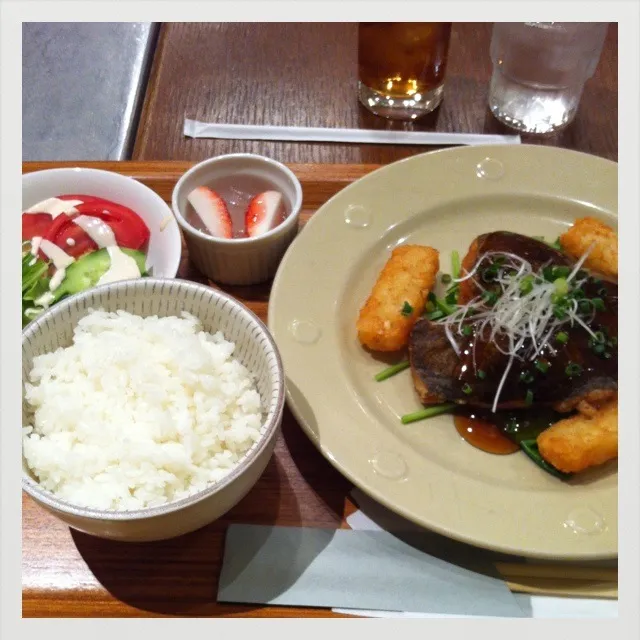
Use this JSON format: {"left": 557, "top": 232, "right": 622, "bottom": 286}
{"left": 245, "top": 191, "right": 286, "bottom": 238}
{"left": 187, "top": 186, "right": 233, "bottom": 239}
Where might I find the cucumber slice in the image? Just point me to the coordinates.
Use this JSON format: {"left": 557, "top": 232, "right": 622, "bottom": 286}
{"left": 53, "top": 248, "right": 146, "bottom": 301}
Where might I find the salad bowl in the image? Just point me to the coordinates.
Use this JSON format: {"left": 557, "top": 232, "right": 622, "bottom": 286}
{"left": 22, "top": 167, "right": 182, "bottom": 323}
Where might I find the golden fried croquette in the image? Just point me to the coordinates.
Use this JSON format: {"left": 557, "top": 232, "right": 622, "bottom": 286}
{"left": 356, "top": 245, "right": 439, "bottom": 352}
{"left": 559, "top": 217, "right": 618, "bottom": 279}
{"left": 537, "top": 399, "right": 618, "bottom": 474}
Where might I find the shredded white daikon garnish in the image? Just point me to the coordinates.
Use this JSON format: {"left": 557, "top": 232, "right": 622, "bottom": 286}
{"left": 437, "top": 245, "right": 597, "bottom": 412}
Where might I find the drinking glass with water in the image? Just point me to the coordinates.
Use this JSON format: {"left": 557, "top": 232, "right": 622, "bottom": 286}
{"left": 488, "top": 22, "right": 609, "bottom": 135}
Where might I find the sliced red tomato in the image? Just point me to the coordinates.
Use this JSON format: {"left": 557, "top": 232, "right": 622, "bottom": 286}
{"left": 22, "top": 213, "right": 53, "bottom": 241}
{"left": 57, "top": 194, "right": 101, "bottom": 203}
{"left": 27, "top": 194, "right": 150, "bottom": 259}
{"left": 73, "top": 201, "right": 150, "bottom": 251}
{"left": 41, "top": 213, "right": 98, "bottom": 259}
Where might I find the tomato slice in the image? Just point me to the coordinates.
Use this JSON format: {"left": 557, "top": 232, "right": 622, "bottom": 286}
{"left": 41, "top": 213, "right": 98, "bottom": 259}
{"left": 29, "top": 195, "right": 150, "bottom": 259}
{"left": 22, "top": 213, "right": 53, "bottom": 242}
{"left": 57, "top": 194, "right": 101, "bottom": 203}
{"left": 73, "top": 201, "right": 150, "bottom": 251}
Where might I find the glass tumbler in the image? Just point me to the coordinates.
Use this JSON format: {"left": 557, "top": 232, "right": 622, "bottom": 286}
{"left": 488, "top": 22, "right": 609, "bottom": 135}
{"left": 358, "top": 22, "right": 452, "bottom": 121}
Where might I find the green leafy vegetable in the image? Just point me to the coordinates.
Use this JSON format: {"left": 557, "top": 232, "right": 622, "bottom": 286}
{"left": 374, "top": 360, "right": 410, "bottom": 382}
{"left": 520, "top": 439, "right": 573, "bottom": 480}
{"left": 401, "top": 403, "right": 457, "bottom": 425}
{"left": 22, "top": 253, "right": 51, "bottom": 327}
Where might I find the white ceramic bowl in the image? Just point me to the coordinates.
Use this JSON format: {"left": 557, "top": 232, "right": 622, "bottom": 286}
{"left": 172, "top": 154, "right": 302, "bottom": 285}
{"left": 23, "top": 167, "right": 182, "bottom": 278}
{"left": 22, "top": 278, "right": 285, "bottom": 542}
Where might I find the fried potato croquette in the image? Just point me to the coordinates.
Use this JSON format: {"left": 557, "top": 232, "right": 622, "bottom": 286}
{"left": 537, "top": 399, "right": 618, "bottom": 474}
{"left": 356, "top": 245, "right": 439, "bottom": 352}
{"left": 559, "top": 217, "right": 618, "bottom": 279}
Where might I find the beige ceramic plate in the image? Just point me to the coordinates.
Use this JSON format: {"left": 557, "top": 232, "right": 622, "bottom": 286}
{"left": 269, "top": 145, "right": 618, "bottom": 560}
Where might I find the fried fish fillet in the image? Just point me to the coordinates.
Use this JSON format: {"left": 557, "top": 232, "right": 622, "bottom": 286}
{"left": 409, "top": 232, "right": 618, "bottom": 410}
{"left": 559, "top": 217, "right": 618, "bottom": 279}
{"left": 537, "top": 398, "right": 618, "bottom": 474}
{"left": 357, "top": 245, "right": 439, "bottom": 352}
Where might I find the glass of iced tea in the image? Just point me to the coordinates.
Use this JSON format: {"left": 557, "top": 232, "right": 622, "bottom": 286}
{"left": 358, "top": 22, "right": 452, "bottom": 120}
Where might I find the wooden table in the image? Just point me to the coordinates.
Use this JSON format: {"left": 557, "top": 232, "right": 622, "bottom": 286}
{"left": 134, "top": 22, "right": 618, "bottom": 163}
{"left": 23, "top": 22, "right": 618, "bottom": 618}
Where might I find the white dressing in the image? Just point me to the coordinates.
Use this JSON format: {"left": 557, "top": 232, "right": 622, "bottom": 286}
{"left": 39, "top": 239, "right": 75, "bottom": 269}
{"left": 30, "top": 236, "right": 42, "bottom": 257}
{"left": 73, "top": 215, "right": 142, "bottom": 285}
{"left": 96, "top": 246, "right": 142, "bottom": 285}
{"left": 34, "top": 291, "right": 56, "bottom": 309}
{"left": 73, "top": 215, "right": 117, "bottom": 248}
{"left": 25, "top": 197, "right": 83, "bottom": 218}
{"left": 49, "top": 268, "right": 67, "bottom": 291}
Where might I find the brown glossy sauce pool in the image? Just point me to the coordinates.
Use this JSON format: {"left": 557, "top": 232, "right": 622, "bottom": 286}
{"left": 454, "top": 414, "right": 519, "bottom": 455}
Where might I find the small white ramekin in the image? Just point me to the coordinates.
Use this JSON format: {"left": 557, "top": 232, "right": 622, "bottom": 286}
{"left": 172, "top": 154, "right": 303, "bottom": 285}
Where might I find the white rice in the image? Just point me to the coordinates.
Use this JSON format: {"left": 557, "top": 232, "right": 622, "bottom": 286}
{"left": 22, "top": 309, "right": 263, "bottom": 511}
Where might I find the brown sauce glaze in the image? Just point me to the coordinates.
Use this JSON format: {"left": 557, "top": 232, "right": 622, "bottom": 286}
{"left": 454, "top": 413, "right": 519, "bottom": 455}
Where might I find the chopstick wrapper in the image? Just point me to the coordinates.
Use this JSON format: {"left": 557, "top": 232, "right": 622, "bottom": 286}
{"left": 184, "top": 119, "right": 522, "bottom": 146}
{"left": 218, "top": 524, "right": 526, "bottom": 617}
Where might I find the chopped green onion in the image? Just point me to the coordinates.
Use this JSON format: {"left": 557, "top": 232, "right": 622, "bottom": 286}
{"left": 534, "top": 359, "right": 550, "bottom": 373}
{"left": 400, "top": 301, "right": 414, "bottom": 316}
{"left": 520, "top": 371, "right": 534, "bottom": 384}
{"left": 462, "top": 383, "right": 473, "bottom": 395}
{"left": 482, "top": 290, "right": 498, "bottom": 305}
{"left": 591, "top": 297, "right": 606, "bottom": 311}
{"left": 553, "top": 277, "right": 569, "bottom": 297}
{"left": 578, "top": 299, "right": 592, "bottom": 313}
{"left": 555, "top": 332, "right": 569, "bottom": 344}
{"left": 427, "top": 310, "right": 446, "bottom": 321}
{"left": 552, "top": 306, "right": 567, "bottom": 320}
{"left": 542, "top": 266, "right": 555, "bottom": 281}
{"left": 552, "top": 266, "right": 571, "bottom": 279}
{"left": 565, "top": 362, "right": 583, "bottom": 377}
{"left": 451, "top": 250, "right": 461, "bottom": 279}
{"left": 441, "top": 273, "right": 452, "bottom": 285}
{"left": 525, "top": 389, "right": 534, "bottom": 406}
{"left": 519, "top": 275, "right": 534, "bottom": 294}
{"left": 476, "top": 369, "right": 486, "bottom": 380}
{"left": 597, "top": 287, "right": 608, "bottom": 297}
{"left": 436, "top": 297, "right": 456, "bottom": 316}
{"left": 401, "top": 403, "right": 457, "bottom": 425}
{"left": 481, "top": 265, "right": 498, "bottom": 282}
{"left": 461, "top": 325, "right": 472, "bottom": 337}
{"left": 425, "top": 300, "right": 436, "bottom": 313}
{"left": 445, "top": 291, "right": 458, "bottom": 306}
{"left": 374, "top": 360, "right": 410, "bottom": 382}
{"left": 593, "top": 343, "right": 606, "bottom": 355}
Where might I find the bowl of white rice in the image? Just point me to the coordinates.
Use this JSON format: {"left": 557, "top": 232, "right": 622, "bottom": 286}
{"left": 22, "top": 278, "right": 284, "bottom": 542}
